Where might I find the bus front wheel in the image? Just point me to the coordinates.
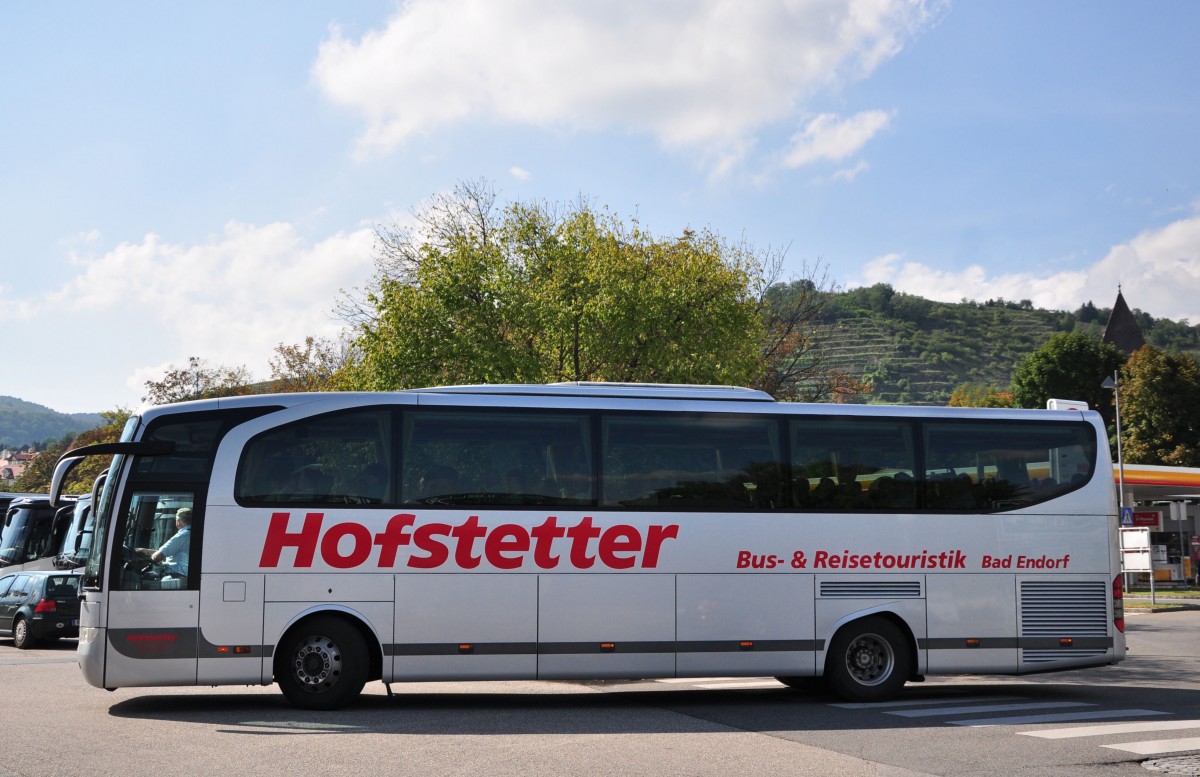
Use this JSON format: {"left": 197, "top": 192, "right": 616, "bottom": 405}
{"left": 276, "top": 615, "right": 368, "bottom": 710}
{"left": 824, "top": 616, "right": 911, "bottom": 702}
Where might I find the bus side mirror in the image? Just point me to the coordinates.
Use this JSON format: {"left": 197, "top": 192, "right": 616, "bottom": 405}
{"left": 50, "top": 441, "right": 175, "bottom": 507}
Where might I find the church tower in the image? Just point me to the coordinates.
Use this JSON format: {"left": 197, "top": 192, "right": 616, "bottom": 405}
{"left": 1102, "top": 287, "right": 1146, "bottom": 355}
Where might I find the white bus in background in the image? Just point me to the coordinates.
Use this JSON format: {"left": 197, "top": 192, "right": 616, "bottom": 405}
{"left": 50, "top": 383, "right": 1125, "bottom": 710}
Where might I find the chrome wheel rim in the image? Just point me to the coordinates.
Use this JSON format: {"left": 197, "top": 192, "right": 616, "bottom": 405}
{"left": 844, "top": 632, "right": 894, "bottom": 686}
{"left": 292, "top": 635, "right": 342, "bottom": 692}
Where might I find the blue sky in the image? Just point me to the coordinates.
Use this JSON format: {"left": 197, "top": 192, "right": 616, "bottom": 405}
{"left": 3, "top": 1, "right": 1198, "bottom": 413}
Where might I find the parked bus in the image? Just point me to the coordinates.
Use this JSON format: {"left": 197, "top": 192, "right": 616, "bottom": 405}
{"left": 50, "top": 383, "right": 1125, "bottom": 710}
{"left": 53, "top": 495, "right": 93, "bottom": 571}
{"left": 0, "top": 496, "right": 79, "bottom": 573}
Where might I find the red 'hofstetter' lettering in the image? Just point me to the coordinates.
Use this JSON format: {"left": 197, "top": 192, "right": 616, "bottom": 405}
{"left": 258, "top": 512, "right": 679, "bottom": 571}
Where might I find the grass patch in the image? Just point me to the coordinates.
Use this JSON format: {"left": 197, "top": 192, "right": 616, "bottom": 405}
{"left": 1127, "top": 586, "right": 1200, "bottom": 598}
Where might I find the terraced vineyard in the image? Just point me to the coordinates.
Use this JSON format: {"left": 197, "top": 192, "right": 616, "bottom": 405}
{"left": 823, "top": 309, "right": 1065, "bottom": 404}
{"left": 808, "top": 286, "right": 1128, "bottom": 406}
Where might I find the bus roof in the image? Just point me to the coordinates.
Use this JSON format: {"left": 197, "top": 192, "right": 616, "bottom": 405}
{"left": 410, "top": 382, "right": 776, "bottom": 402}
{"left": 132, "top": 384, "right": 1102, "bottom": 425}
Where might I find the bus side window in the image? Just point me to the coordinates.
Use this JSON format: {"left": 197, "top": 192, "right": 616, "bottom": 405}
{"left": 600, "top": 414, "right": 783, "bottom": 510}
{"left": 791, "top": 419, "right": 917, "bottom": 512}
{"left": 235, "top": 410, "right": 394, "bottom": 506}
{"left": 921, "top": 420, "right": 1096, "bottom": 512}
{"left": 400, "top": 409, "right": 592, "bottom": 507}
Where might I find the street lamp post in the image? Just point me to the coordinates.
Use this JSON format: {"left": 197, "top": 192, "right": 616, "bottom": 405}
{"left": 1102, "top": 371, "right": 1125, "bottom": 511}
{"left": 1102, "top": 370, "right": 1135, "bottom": 596}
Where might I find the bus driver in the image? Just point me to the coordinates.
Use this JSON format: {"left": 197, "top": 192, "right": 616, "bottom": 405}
{"left": 137, "top": 507, "right": 191, "bottom": 583}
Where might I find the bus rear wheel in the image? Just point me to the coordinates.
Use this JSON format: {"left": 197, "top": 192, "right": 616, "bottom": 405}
{"left": 277, "top": 615, "right": 368, "bottom": 710}
{"left": 824, "top": 616, "right": 910, "bottom": 702}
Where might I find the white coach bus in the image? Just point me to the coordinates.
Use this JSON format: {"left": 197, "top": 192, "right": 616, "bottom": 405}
{"left": 50, "top": 383, "right": 1125, "bottom": 710}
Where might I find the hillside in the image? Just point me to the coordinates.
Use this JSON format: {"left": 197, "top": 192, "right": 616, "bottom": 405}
{"left": 813, "top": 285, "right": 1200, "bottom": 405}
{"left": 0, "top": 396, "right": 103, "bottom": 447}
{"left": 5, "top": 288, "right": 1197, "bottom": 422}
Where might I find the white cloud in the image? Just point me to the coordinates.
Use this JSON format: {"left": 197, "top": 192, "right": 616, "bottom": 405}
{"left": 313, "top": 0, "right": 940, "bottom": 166}
{"left": 854, "top": 206, "right": 1200, "bottom": 322}
{"left": 784, "top": 110, "right": 894, "bottom": 168}
{"left": 830, "top": 160, "right": 871, "bottom": 183}
{"left": 7, "top": 222, "right": 376, "bottom": 408}
{"left": 509, "top": 166, "right": 531, "bottom": 181}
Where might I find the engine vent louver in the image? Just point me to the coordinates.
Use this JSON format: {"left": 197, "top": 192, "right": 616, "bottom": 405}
{"left": 1020, "top": 580, "right": 1109, "bottom": 663}
{"left": 819, "top": 581, "right": 923, "bottom": 598}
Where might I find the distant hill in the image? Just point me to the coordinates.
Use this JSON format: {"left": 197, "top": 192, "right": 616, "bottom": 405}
{"left": 814, "top": 285, "right": 1200, "bottom": 405}
{"left": 0, "top": 396, "right": 103, "bottom": 447}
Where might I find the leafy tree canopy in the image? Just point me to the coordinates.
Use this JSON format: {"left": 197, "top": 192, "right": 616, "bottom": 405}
{"left": 339, "top": 181, "right": 853, "bottom": 399}
{"left": 142, "top": 356, "right": 259, "bottom": 405}
{"left": 948, "top": 383, "right": 1016, "bottom": 408}
{"left": 1010, "top": 332, "right": 1125, "bottom": 422}
{"left": 1120, "top": 345, "right": 1200, "bottom": 467}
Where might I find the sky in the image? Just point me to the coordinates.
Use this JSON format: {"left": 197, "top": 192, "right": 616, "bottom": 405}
{"left": 3, "top": 1, "right": 1198, "bottom": 414}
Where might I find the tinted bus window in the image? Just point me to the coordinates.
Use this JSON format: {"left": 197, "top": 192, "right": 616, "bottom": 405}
{"left": 791, "top": 419, "right": 918, "bottom": 511}
{"left": 237, "top": 409, "right": 394, "bottom": 505}
{"left": 401, "top": 410, "right": 593, "bottom": 506}
{"left": 922, "top": 420, "right": 1097, "bottom": 512}
{"left": 601, "top": 414, "right": 783, "bottom": 509}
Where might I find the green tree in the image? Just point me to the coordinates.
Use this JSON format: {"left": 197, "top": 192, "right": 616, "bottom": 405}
{"left": 340, "top": 181, "right": 833, "bottom": 394}
{"left": 948, "top": 383, "right": 1016, "bottom": 408}
{"left": 1120, "top": 346, "right": 1200, "bottom": 466}
{"left": 757, "top": 273, "right": 871, "bottom": 401}
{"left": 269, "top": 336, "right": 356, "bottom": 393}
{"left": 142, "top": 357, "right": 258, "bottom": 405}
{"left": 1010, "top": 332, "right": 1124, "bottom": 422}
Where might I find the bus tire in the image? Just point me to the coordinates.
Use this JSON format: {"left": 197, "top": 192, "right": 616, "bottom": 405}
{"left": 276, "top": 615, "right": 368, "bottom": 711}
{"left": 13, "top": 616, "right": 34, "bottom": 650}
{"left": 824, "top": 616, "right": 910, "bottom": 702}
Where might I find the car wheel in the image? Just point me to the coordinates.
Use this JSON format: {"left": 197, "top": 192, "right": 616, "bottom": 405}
{"left": 824, "top": 616, "right": 911, "bottom": 702}
{"left": 276, "top": 615, "right": 368, "bottom": 711}
{"left": 13, "top": 616, "right": 35, "bottom": 650}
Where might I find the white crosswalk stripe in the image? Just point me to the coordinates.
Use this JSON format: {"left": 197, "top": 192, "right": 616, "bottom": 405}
{"left": 651, "top": 679, "right": 1195, "bottom": 756}
{"left": 886, "top": 701, "right": 1094, "bottom": 719}
{"left": 653, "top": 677, "right": 785, "bottom": 689}
{"left": 829, "top": 690, "right": 1184, "bottom": 752}
{"left": 1103, "top": 737, "right": 1200, "bottom": 755}
{"left": 829, "top": 695, "right": 1025, "bottom": 709}
{"left": 861, "top": 696, "right": 1192, "bottom": 754}
{"left": 1023, "top": 720, "right": 1200, "bottom": 739}
{"left": 693, "top": 680, "right": 790, "bottom": 689}
{"left": 949, "top": 708, "right": 1168, "bottom": 727}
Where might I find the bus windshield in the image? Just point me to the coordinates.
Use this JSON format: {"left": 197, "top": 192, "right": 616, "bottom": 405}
{"left": 83, "top": 415, "right": 140, "bottom": 588}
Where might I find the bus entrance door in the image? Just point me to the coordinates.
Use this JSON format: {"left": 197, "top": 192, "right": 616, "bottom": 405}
{"left": 103, "top": 491, "right": 200, "bottom": 688}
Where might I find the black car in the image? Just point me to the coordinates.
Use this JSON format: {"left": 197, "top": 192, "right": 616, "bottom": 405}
{"left": 0, "top": 571, "right": 82, "bottom": 649}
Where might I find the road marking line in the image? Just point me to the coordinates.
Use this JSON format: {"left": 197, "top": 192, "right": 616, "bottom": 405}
{"left": 1103, "top": 736, "right": 1200, "bottom": 755}
{"left": 1024, "top": 719, "right": 1200, "bottom": 739}
{"left": 830, "top": 696, "right": 1026, "bottom": 709}
{"left": 889, "top": 702, "right": 1092, "bottom": 718}
{"left": 953, "top": 709, "right": 1168, "bottom": 727}
{"left": 694, "top": 680, "right": 787, "bottom": 689}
